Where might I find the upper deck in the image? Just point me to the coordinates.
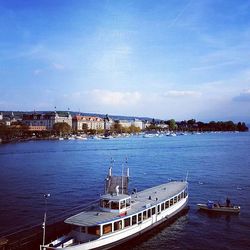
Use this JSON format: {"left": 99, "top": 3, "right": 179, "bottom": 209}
{"left": 65, "top": 181, "right": 188, "bottom": 226}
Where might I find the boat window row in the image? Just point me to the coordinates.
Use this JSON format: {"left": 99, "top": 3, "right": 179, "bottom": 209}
{"left": 75, "top": 189, "right": 188, "bottom": 236}
{"left": 100, "top": 189, "right": 187, "bottom": 235}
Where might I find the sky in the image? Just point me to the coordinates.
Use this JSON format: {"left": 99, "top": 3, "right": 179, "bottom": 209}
{"left": 0, "top": 0, "right": 250, "bottom": 122}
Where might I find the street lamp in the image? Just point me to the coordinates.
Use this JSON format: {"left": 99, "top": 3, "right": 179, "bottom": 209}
{"left": 42, "top": 193, "right": 50, "bottom": 247}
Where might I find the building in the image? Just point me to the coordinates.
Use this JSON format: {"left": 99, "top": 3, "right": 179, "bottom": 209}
{"left": 22, "top": 111, "right": 72, "bottom": 130}
{"left": 131, "top": 119, "right": 144, "bottom": 130}
{"left": 104, "top": 115, "right": 113, "bottom": 132}
{"left": 72, "top": 115, "right": 104, "bottom": 131}
{"left": 27, "top": 126, "right": 47, "bottom": 131}
{"left": 0, "top": 112, "right": 16, "bottom": 126}
{"left": 118, "top": 120, "right": 132, "bottom": 128}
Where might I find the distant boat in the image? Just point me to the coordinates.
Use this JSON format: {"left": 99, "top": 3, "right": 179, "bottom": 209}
{"left": 170, "top": 133, "right": 177, "bottom": 137}
{"left": 75, "top": 135, "right": 87, "bottom": 140}
{"left": 58, "top": 137, "right": 64, "bottom": 141}
{"left": 143, "top": 134, "right": 155, "bottom": 138}
{"left": 197, "top": 200, "right": 240, "bottom": 214}
{"left": 102, "top": 135, "right": 113, "bottom": 139}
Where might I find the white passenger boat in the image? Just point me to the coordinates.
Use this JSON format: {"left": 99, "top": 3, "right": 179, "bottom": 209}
{"left": 41, "top": 166, "right": 189, "bottom": 250}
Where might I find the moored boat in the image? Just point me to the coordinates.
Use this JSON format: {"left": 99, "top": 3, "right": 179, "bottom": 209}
{"left": 40, "top": 165, "right": 189, "bottom": 250}
{"left": 197, "top": 200, "right": 240, "bottom": 214}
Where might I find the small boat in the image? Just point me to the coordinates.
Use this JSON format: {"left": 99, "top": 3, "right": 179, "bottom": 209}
{"left": 75, "top": 135, "right": 87, "bottom": 140}
{"left": 197, "top": 200, "right": 240, "bottom": 214}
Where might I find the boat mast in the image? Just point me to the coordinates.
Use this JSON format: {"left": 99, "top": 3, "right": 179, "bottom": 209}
{"left": 121, "top": 164, "right": 124, "bottom": 195}
{"left": 42, "top": 193, "right": 50, "bottom": 246}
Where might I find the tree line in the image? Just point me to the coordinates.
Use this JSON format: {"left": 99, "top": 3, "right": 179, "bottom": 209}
{"left": 149, "top": 119, "right": 248, "bottom": 132}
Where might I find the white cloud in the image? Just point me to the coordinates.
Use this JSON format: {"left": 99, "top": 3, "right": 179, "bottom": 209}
{"left": 163, "top": 90, "right": 202, "bottom": 98}
{"left": 33, "top": 69, "right": 43, "bottom": 75}
{"left": 52, "top": 63, "right": 65, "bottom": 70}
{"left": 90, "top": 89, "right": 141, "bottom": 106}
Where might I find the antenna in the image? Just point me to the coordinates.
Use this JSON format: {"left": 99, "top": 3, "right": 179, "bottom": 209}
{"left": 42, "top": 193, "right": 50, "bottom": 246}
{"left": 185, "top": 171, "right": 189, "bottom": 182}
{"left": 121, "top": 163, "right": 124, "bottom": 195}
{"left": 125, "top": 157, "right": 129, "bottom": 177}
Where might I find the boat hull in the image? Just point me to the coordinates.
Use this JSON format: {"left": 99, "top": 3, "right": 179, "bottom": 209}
{"left": 197, "top": 204, "right": 240, "bottom": 214}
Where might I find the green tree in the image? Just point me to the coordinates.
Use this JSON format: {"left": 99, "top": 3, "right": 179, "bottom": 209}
{"left": 128, "top": 125, "right": 141, "bottom": 133}
{"left": 167, "top": 119, "right": 177, "bottom": 131}
{"left": 53, "top": 122, "right": 71, "bottom": 135}
{"left": 111, "top": 121, "right": 122, "bottom": 134}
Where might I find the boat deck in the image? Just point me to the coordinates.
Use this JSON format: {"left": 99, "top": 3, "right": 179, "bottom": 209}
{"left": 65, "top": 181, "right": 187, "bottom": 226}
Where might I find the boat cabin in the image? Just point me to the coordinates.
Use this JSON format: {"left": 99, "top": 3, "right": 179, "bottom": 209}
{"left": 100, "top": 193, "right": 131, "bottom": 214}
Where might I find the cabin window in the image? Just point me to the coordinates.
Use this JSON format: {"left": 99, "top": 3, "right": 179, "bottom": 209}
{"left": 161, "top": 203, "right": 164, "bottom": 211}
{"left": 87, "top": 226, "right": 100, "bottom": 236}
{"left": 152, "top": 207, "right": 156, "bottom": 215}
{"left": 120, "top": 200, "right": 126, "bottom": 209}
{"left": 165, "top": 200, "right": 169, "bottom": 208}
{"left": 124, "top": 217, "right": 131, "bottom": 227}
{"left": 184, "top": 190, "right": 187, "bottom": 198}
{"left": 174, "top": 196, "right": 177, "bottom": 204}
{"left": 111, "top": 201, "right": 119, "bottom": 210}
{"left": 157, "top": 205, "right": 160, "bottom": 214}
{"left": 143, "top": 211, "right": 147, "bottom": 220}
{"left": 126, "top": 198, "right": 131, "bottom": 208}
{"left": 170, "top": 199, "right": 173, "bottom": 206}
{"left": 138, "top": 213, "right": 142, "bottom": 222}
{"left": 178, "top": 194, "right": 181, "bottom": 201}
{"left": 181, "top": 192, "right": 184, "bottom": 198}
{"left": 103, "top": 199, "right": 110, "bottom": 209}
{"left": 132, "top": 215, "right": 137, "bottom": 225}
{"left": 103, "top": 224, "right": 112, "bottom": 234}
{"left": 148, "top": 209, "right": 151, "bottom": 218}
{"left": 114, "top": 220, "right": 122, "bottom": 231}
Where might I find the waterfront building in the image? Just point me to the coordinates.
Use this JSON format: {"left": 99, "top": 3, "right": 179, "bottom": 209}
{"left": 143, "top": 120, "right": 152, "bottom": 129}
{"left": 27, "top": 126, "right": 47, "bottom": 131}
{"left": 104, "top": 114, "right": 113, "bottom": 131}
{"left": 0, "top": 112, "right": 19, "bottom": 126}
{"left": 22, "top": 111, "right": 72, "bottom": 130}
{"left": 158, "top": 123, "right": 169, "bottom": 130}
{"left": 118, "top": 120, "right": 132, "bottom": 128}
{"left": 118, "top": 119, "right": 144, "bottom": 130}
{"left": 72, "top": 115, "right": 104, "bottom": 131}
{"left": 131, "top": 119, "right": 144, "bottom": 130}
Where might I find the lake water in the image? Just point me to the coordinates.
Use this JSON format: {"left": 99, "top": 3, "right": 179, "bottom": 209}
{"left": 0, "top": 133, "right": 250, "bottom": 249}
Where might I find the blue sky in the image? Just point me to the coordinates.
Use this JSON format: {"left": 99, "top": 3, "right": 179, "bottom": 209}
{"left": 1, "top": 0, "right": 250, "bottom": 122}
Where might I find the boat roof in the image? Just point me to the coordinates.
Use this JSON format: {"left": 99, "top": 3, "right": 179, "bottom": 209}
{"left": 65, "top": 181, "right": 187, "bottom": 227}
{"left": 101, "top": 193, "right": 130, "bottom": 201}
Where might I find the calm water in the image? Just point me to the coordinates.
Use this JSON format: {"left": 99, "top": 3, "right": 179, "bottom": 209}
{"left": 0, "top": 133, "right": 250, "bottom": 249}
